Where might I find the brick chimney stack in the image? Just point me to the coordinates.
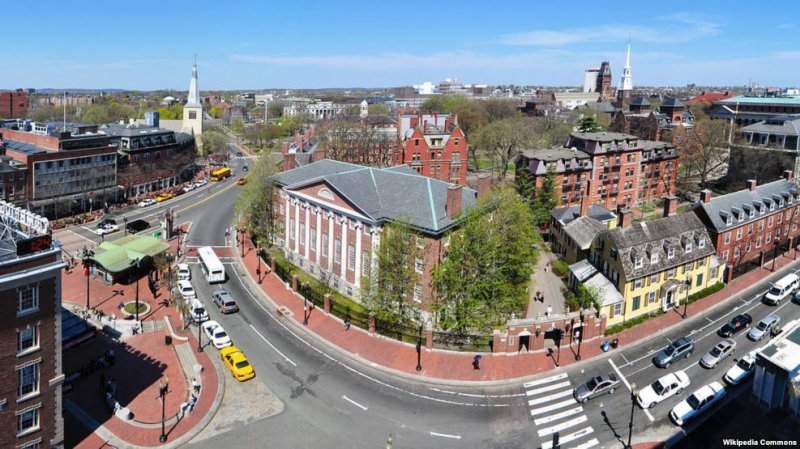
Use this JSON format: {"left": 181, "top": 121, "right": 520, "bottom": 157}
{"left": 282, "top": 153, "right": 296, "bottom": 172}
{"left": 663, "top": 196, "right": 679, "bottom": 218}
{"left": 747, "top": 179, "right": 757, "bottom": 192}
{"left": 281, "top": 141, "right": 289, "bottom": 155}
{"left": 476, "top": 175, "right": 491, "bottom": 199}
{"left": 294, "top": 132, "right": 303, "bottom": 150}
{"left": 446, "top": 185, "right": 463, "bottom": 218}
{"left": 700, "top": 189, "right": 712, "bottom": 204}
{"left": 579, "top": 180, "right": 592, "bottom": 217}
{"left": 618, "top": 208, "right": 633, "bottom": 228}
{"left": 785, "top": 170, "right": 795, "bottom": 181}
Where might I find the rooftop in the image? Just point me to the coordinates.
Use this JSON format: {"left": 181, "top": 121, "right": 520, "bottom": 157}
{"left": 552, "top": 204, "right": 616, "bottom": 225}
{"left": 519, "top": 147, "right": 591, "bottom": 161}
{"left": 102, "top": 124, "right": 175, "bottom": 137}
{"left": 694, "top": 178, "right": 799, "bottom": 232}
{"left": 758, "top": 319, "right": 800, "bottom": 372}
{"left": 739, "top": 115, "right": 800, "bottom": 136}
{"left": 716, "top": 96, "right": 800, "bottom": 106}
{"left": 570, "top": 131, "right": 640, "bottom": 143}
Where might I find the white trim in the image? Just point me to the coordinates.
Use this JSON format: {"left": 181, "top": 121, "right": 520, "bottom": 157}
{"left": 290, "top": 190, "right": 371, "bottom": 221}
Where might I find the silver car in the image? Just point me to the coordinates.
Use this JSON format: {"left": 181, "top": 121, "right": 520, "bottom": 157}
{"left": 748, "top": 314, "right": 781, "bottom": 341}
{"left": 700, "top": 339, "right": 736, "bottom": 369}
{"left": 573, "top": 374, "right": 621, "bottom": 403}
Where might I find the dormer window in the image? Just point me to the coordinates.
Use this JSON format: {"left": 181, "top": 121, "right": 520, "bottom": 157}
{"left": 771, "top": 202, "right": 776, "bottom": 211}
{"left": 738, "top": 213, "right": 744, "bottom": 223}
{"left": 749, "top": 209, "right": 755, "bottom": 218}
{"left": 685, "top": 242, "right": 692, "bottom": 253}
{"left": 780, "top": 200, "right": 784, "bottom": 207}
{"left": 668, "top": 247, "right": 675, "bottom": 259}
{"left": 634, "top": 256, "right": 643, "bottom": 269}
{"left": 699, "top": 238, "right": 706, "bottom": 249}
{"left": 726, "top": 215, "right": 733, "bottom": 226}
{"left": 650, "top": 253, "right": 659, "bottom": 264}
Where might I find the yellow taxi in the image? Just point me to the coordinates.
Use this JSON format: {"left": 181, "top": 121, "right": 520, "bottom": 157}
{"left": 237, "top": 177, "right": 248, "bottom": 185}
{"left": 155, "top": 193, "right": 174, "bottom": 202}
{"left": 220, "top": 346, "right": 255, "bottom": 382}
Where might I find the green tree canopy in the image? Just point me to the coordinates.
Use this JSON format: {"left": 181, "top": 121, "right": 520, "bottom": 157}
{"left": 473, "top": 116, "right": 537, "bottom": 181}
{"left": 367, "top": 103, "right": 391, "bottom": 116}
{"left": 199, "top": 129, "right": 227, "bottom": 157}
{"left": 576, "top": 116, "right": 603, "bottom": 133}
{"left": 234, "top": 153, "right": 281, "bottom": 249}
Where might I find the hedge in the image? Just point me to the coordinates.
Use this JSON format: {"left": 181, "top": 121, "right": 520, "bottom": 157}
{"left": 552, "top": 260, "right": 570, "bottom": 277}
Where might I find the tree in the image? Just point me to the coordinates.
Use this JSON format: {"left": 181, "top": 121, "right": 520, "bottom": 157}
{"left": 576, "top": 116, "right": 603, "bottom": 133}
{"left": 199, "top": 129, "right": 227, "bottom": 157}
{"left": 317, "top": 120, "right": 398, "bottom": 167}
{"left": 267, "top": 100, "right": 285, "bottom": 120}
{"left": 420, "top": 95, "right": 469, "bottom": 113}
{"left": 677, "top": 118, "right": 731, "bottom": 189}
{"left": 367, "top": 103, "right": 391, "bottom": 116}
{"left": 482, "top": 98, "right": 519, "bottom": 122}
{"left": 533, "top": 115, "right": 573, "bottom": 147}
{"left": 566, "top": 285, "right": 602, "bottom": 313}
{"left": 433, "top": 187, "right": 539, "bottom": 333}
{"left": 234, "top": 152, "right": 282, "bottom": 249}
{"left": 515, "top": 164, "right": 535, "bottom": 208}
{"left": 362, "top": 220, "right": 420, "bottom": 324}
{"left": 473, "top": 117, "right": 537, "bottom": 181}
{"left": 208, "top": 107, "right": 223, "bottom": 119}
{"left": 531, "top": 167, "right": 559, "bottom": 226}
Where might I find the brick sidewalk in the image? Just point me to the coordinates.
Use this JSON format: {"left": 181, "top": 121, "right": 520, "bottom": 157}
{"left": 235, "top": 234, "right": 800, "bottom": 383}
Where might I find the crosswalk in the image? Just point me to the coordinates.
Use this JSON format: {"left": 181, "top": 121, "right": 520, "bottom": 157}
{"left": 524, "top": 373, "right": 599, "bottom": 449}
{"left": 230, "top": 154, "right": 256, "bottom": 160}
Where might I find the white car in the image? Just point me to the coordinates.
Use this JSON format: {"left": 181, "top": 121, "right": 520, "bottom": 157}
{"left": 95, "top": 224, "right": 119, "bottom": 235}
{"left": 724, "top": 352, "right": 757, "bottom": 385}
{"left": 637, "top": 370, "right": 691, "bottom": 409}
{"left": 202, "top": 320, "right": 232, "bottom": 349}
{"left": 183, "top": 184, "right": 196, "bottom": 193}
{"left": 177, "top": 263, "right": 191, "bottom": 281}
{"left": 138, "top": 198, "right": 157, "bottom": 208}
{"left": 190, "top": 299, "right": 209, "bottom": 323}
{"left": 195, "top": 179, "right": 208, "bottom": 187}
{"left": 177, "top": 280, "right": 197, "bottom": 300}
{"left": 670, "top": 382, "right": 726, "bottom": 426}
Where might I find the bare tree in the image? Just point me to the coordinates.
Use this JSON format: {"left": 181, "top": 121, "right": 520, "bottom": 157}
{"left": 473, "top": 117, "right": 536, "bottom": 181}
{"left": 677, "top": 119, "right": 731, "bottom": 190}
{"left": 317, "top": 120, "right": 399, "bottom": 167}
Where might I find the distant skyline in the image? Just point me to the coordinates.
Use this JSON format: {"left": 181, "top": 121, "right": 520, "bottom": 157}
{"left": 3, "top": 1, "right": 799, "bottom": 90}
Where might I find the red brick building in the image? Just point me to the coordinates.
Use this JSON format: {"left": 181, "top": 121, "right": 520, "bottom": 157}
{"left": 693, "top": 172, "right": 800, "bottom": 279}
{"left": 516, "top": 132, "right": 679, "bottom": 210}
{"left": 399, "top": 124, "right": 467, "bottom": 185}
{"left": 0, "top": 90, "right": 30, "bottom": 119}
{"left": 0, "top": 203, "right": 64, "bottom": 449}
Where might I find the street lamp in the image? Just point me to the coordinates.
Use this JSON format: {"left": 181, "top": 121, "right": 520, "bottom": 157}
{"left": 255, "top": 240, "right": 262, "bottom": 284}
{"left": 683, "top": 277, "right": 691, "bottom": 319}
{"left": 197, "top": 312, "right": 204, "bottom": 353}
{"left": 575, "top": 311, "right": 584, "bottom": 361}
{"left": 133, "top": 258, "right": 142, "bottom": 322}
{"left": 302, "top": 282, "right": 309, "bottom": 325}
{"left": 81, "top": 246, "right": 94, "bottom": 310}
{"left": 159, "top": 377, "right": 170, "bottom": 443}
{"left": 123, "top": 216, "right": 128, "bottom": 236}
{"left": 627, "top": 382, "right": 638, "bottom": 449}
{"left": 416, "top": 324, "right": 423, "bottom": 371}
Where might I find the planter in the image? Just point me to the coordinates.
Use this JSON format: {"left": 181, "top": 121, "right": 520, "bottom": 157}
{"left": 122, "top": 301, "right": 150, "bottom": 319}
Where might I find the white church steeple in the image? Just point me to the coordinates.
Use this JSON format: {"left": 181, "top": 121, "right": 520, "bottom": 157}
{"left": 621, "top": 40, "right": 633, "bottom": 92}
{"left": 183, "top": 56, "right": 203, "bottom": 135}
{"left": 186, "top": 58, "right": 201, "bottom": 107}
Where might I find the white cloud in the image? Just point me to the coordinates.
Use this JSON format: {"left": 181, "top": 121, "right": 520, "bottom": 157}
{"left": 500, "top": 14, "right": 721, "bottom": 46}
{"left": 777, "top": 23, "right": 794, "bottom": 29}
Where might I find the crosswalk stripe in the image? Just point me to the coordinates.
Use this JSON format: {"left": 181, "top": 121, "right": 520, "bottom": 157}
{"left": 528, "top": 389, "right": 573, "bottom": 406}
{"left": 523, "top": 372, "right": 568, "bottom": 388}
{"left": 533, "top": 406, "right": 584, "bottom": 426}
{"left": 526, "top": 381, "right": 572, "bottom": 397}
{"left": 537, "top": 415, "right": 588, "bottom": 437}
{"left": 569, "top": 438, "right": 599, "bottom": 449}
{"left": 540, "top": 427, "right": 594, "bottom": 449}
{"left": 530, "top": 399, "right": 578, "bottom": 417}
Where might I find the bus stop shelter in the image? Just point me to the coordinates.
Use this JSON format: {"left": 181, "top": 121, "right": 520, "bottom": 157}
{"left": 89, "top": 235, "right": 171, "bottom": 284}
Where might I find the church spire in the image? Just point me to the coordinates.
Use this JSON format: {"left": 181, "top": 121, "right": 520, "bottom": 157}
{"left": 621, "top": 39, "right": 632, "bottom": 92}
{"left": 186, "top": 55, "right": 201, "bottom": 107}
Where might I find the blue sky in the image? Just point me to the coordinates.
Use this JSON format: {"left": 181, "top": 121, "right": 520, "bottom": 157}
{"left": 4, "top": 1, "right": 798, "bottom": 90}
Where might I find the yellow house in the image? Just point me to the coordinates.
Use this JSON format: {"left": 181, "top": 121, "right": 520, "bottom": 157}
{"left": 575, "top": 207, "right": 724, "bottom": 327}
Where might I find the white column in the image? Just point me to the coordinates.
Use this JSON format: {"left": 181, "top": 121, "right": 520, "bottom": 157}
{"left": 354, "top": 222, "right": 362, "bottom": 288}
{"left": 284, "top": 195, "right": 290, "bottom": 250}
{"left": 341, "top": 218, "right": 348, "bottom": 279}
{"left": 304, "top": 205, "right": 310, "bottom": 260}
{"left": 328, "top": 214, "right": 334, "bottom": 271}
{"left": 315, "top": 209, "right": 322, "bottom": 265}
{"left": 294, "top": 201, "right": 300, "bottom": 253}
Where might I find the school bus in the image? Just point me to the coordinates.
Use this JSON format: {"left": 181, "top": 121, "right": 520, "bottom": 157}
{"left": 211, "top": 167, "right": 231, "bottom": 182}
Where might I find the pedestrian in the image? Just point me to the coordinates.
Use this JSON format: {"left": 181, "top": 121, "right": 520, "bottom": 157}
{"left": 189, "top": 393, "right": 198, "bottom": 412}
{"left": 132, "top": 323, "right": 140, "bottom": 335}
{"left": 546, "top": 305, "right": 552, "bottom": 318}
{"left": 192, "top": 378, "right": 201, "bottom": 394}
{"left": 344, "top": 317, "right": 351, "bottom": 331}
{"left": 472, "top": 355, "right": 481, "bottom": 370}
{"left": 178, "top": 402, "right": 189, "bottom": 420}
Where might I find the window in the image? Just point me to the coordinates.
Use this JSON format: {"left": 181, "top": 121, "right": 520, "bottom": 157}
{"left": 17, "top": 327, "right": 38, "bottom": 354}
{"left": 634, "top": 278, "right": 643, "bottom": 289}
{"left": 734, "top": 247, "right": 741, "bottom": 258}
{"left": 18, "top": 362, "right": 39, "bottom": 397}
{"left": 650, "top": 273, "right": 659, "bottom": 284}
{"left": 299, "top": 224, "right": 305, "bottom": 244}
{"left": 415, "top": 257, "right": 424, "bottom": 274}
{"left": 413, "top": 283, "right": 423, "bottom": 303}
{"left": 16, "top": 405, "right": 40, "bottom": 435}
{"left": 726, "top": 215, "right": 733, "bottom": 226}
{"left": 667, "top": 247, "right": 675, "bottom": 259}
{"left": 724, "top": 233, "right": 731, "bottom": 244}
{"left": 668, "top": 268, "right": 676, "bottom": 277}
{"left": 736, "top": 228, "right": 743, "bottom": 240}
{"left": 647, "top": 291, "right": 657, "bottom": 305}
{"left": 610, "top": 248, "right": 617, "bottom": 259}
{"left": 188, "top": 111, "right": 197, "bottom": 119}
{"left": 759, "top": 221, "right": 765, "bottom": 232}
{"left": 454, "top": 138, "right": 460, "bottom": 146}
{"left": 612, "top": 302, "right": 623, "bottom": 318}
{"left": 711, "top": 266, "right": 719, "bottom": 279}
{"left": 347, "top": 245, "right": 356, "bottom": 270}
{"left": 768, "top": 216, "right": 774, "bottom": 227}
{"left": 17, "top": 287, "right": 38, "bottom": 317}
{"left": 766, "top": 232, "right": 772, "bottom": 243}
{"left": 321, "top": 234, "right": 329, "bottom": 257}
{"left": 650, "top": 253, "right": 659, "bottom": 264}
{"left": 362, "top": 251, "right": 370, "bottom": 277}
{"left": 747, "top": 224, "right": 753, "bottom": 235}
{"left": 756, "top": 236, "right": 762, "bottom": 248}
{"left": 722, "top": 250, "right": 729, "bottom": 261}
{"left": 696, "top": 273, "right": 704, "bottom": 287}
{"left": 310, "top": 228, "right": 317, "bottom": 251}
{"left": 745, "top": 241, "right": 752, "bottom": 252}
{"left": 634, "top": 257, "right": 643, "bottom": 269}
{"left": 289, "top": 219, "right": 295, "bottom": 241}
{"left": 685, "top": 242, "right": 692, "bottom": 253}
{"left": 632, "top": 295, "right": 641, "bottom": 311}
{"left": 334, "top": 238, "right": 342, "bottom": 261}
{"left": 416, "top": 236, "right": 425, "bottom": 249}
{"left": 698, "top": 238, "right": 706, "bottom": 249}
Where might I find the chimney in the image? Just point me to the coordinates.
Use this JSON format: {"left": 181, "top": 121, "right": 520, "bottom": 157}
{"left": 618, "top": 208, "right": 632, "bottom": 229}
{"left": 282, "top": 153, "right": 296, "bottom": 172}
{"left": 281, "top": 141, "right": 289, "bottom": 155}
{"left": 294, "top": 132, "right": 303, "bottom": 150}
{"left": 700, "top": 189, "right": 713, "bottom": 204}
{"left": 747, "top": 179, "right": 757, "bottom": 192}
{"left": 579, "top": 179, "right": 593, "bottom": 217}
{"left": 446, "top": 185, "right": 463, "bottom": 218}
{"left": 477, "top": 174, "right": 492, "bottom": 199}
{"left": 663, "top": 196, "right": 679, "bottom": 218}
{"left": 309, "top": 124, "right": 316, "bottom": 140}
{"left": 784, "top": 170, "right": 794, "bottom": 181}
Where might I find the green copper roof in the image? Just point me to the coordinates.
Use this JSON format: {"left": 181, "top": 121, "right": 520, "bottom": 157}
{"left": 90, "top": 235, "right": 170, "bottom": 273}
{"left": 717, "top": 96, "right": 800, "bottom": 105}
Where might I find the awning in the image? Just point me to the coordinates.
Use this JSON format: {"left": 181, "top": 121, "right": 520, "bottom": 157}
{"left": 90, "top": 235, "right": 170, "bottom": 273}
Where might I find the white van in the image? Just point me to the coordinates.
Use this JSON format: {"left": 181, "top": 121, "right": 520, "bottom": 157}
{"left": 764, "top": 273, "right": 799, "bottom": 305}
{"left": 177, "top": 263, "right": 191, "bottom": 281}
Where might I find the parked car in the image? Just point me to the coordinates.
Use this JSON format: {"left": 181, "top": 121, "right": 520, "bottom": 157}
{"left": 700, "top": 339, "right": 737, "bottom": 369}
{"left": 125, "top": 219, "right": 149, "bottom": 234}
{"left": 670, "top": 382, "right": 726, "bottom": 426}
{"left": 748, "top": 314, "right": 781, "bottom": 341}
{"left": 189, "top": 299, "right": 209, "bottom": 323}
{"left": 96, "top": 224, "right": 119, "bottom": 235}
{"left": 212, "top": 290, "right": 239, "bottom": 314}
{"left": 202, "top": 320, "right": 232, "bottom": 349}
{"left": 183, "top": 184, "right": 196, "bottom": 193}
{"left": 195, "top": 179, "right": 208, "bottom": 187}
{"left": 637, "top": 370, "right": 691, "bottom": 409}
{"left": 96, "top": 218, "right": 117, "bottom": 229}
{"left": 573, "top": 374, "right": 621, "bottom": 403}
{"left": 718, "top": 313, "right": 752, "bottom": 337}
{"left": 653, "top": 337, "right": 695, "bottom": 368}
{"left": 177, "top": 263, "right": 191, "bottom": 281}
{"left": 764, "top": 273, "right": 799, "bottom": 305}
{"left": 155, "top": 193, "right": 174, "bottom": 202}
{"left": 138, "top": 198, "right": 156, "bottom": 208}
{"left": 177, "top": 280, "right": 197, "bottom": 301}
{"left": 724, "top": 352, "right": 757, "bottom": 385}
{"left": 237, "top": 177, "right": 248, "bottom": 185}
{"left": 220, "top": 346, "right": 255, "bottom": 382}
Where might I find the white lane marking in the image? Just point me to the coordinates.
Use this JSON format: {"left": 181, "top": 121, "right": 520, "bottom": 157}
{"left": 342, "top": 395, "right": 368, "bottom": 411}
{"left": 430, "top": 431, "right": 461, "bottom": 439}
{"left": 248, "top": 324, "right": 297, "bottom": 367}
{"left": 523, "top": 372, "right": 569, "bottom": 388}
{"left": 623, "top": 348, "right": 660, "bottom": 366}
{"left": 533, "top": 406, "right": 584, "bottom": 425}
{"left": 530, "top": 399, "right": 579, "bottom": 417}
{"left": 428, "top": 387, "right": 525, "bottom": 399}
{"left": 706, "top": 317, "right": 714, "bottom": 323}
{"left": 627, "top": 364, "right": 653, "bottom": 377}
{"left": 664, "top": 336, "right": 673, "bottom": 344}
{"left": 526, "top": 381, "right": 572, "bottom": 396}
{"left": 570, "top": 438, "right": 600, "bottom": 449}
{"left": 528, "top": 389, "right": 574, "bottom": 406}
{"left": 609, "top": 359, "right": 654, "bottom": 422}
{"left": 540, "top": 427, "right": 594, "bottom": 449}
{"left": 537, "top": 415, "right": 588, "bottom": 437}
{"left": 619, "top": 352, "right": 631, "bottom": 366}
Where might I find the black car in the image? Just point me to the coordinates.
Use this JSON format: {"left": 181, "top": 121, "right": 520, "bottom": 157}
{"left": 242, "top": 165, "right": 249, "bottom": 172}
{"left": 125, "top": 219, "right": 150, "bottom": 234}
{"left": 236, "top": 151, "right": 243, "bottom": 157}
{"left": 96, "top": 218, "right": 117, "bottom": 229}
{"left": 718, "top": 313, "right": 752, "bottom": 337}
